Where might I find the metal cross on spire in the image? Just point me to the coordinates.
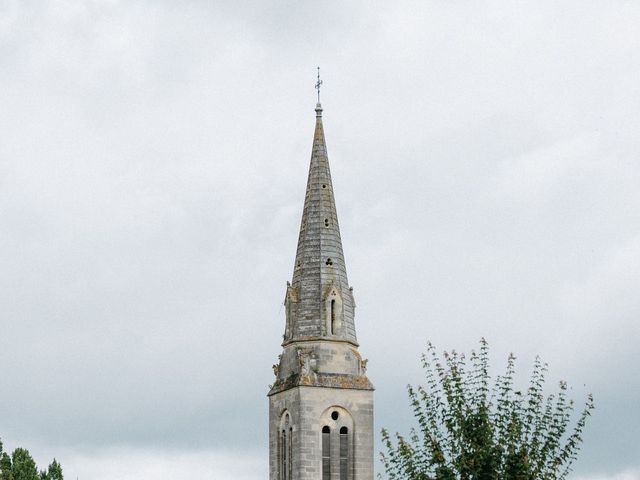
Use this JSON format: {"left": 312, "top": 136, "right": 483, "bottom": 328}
{"left": 315, "top": 66, "right": 323, "bottom": 103}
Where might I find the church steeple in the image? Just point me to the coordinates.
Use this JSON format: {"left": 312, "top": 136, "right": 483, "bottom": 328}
{"left": 284, "top": 102, "right": 357, "bottom": 345}
{"left": 268, "top": 90, "right": 374, "bottom": 480}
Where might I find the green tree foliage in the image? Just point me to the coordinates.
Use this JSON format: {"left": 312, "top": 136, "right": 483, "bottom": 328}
{"left": 9, "top": 449, "right": 38, "bottom": 480}
{"left": 0, "top": 440, "right": 12, "bottom": 480}
{"left": 381, "top": 339, "right": 594, "bottom": 480}
{"left": 39, "top": 460, "right": 63, "bottom": 480}
{"left": 0, "top": 441, "right": 62, "bottom": 480}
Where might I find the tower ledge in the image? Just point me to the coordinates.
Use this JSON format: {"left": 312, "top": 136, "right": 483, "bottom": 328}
{"left": 268, "top": 372, "right": 374, "bottom": 396}
{"left": 281, "top": 336, "right": 359, "bottom": 348}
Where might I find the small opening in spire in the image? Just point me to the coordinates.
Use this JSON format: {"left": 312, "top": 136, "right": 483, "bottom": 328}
{"left": 322, "top": 184, "right": 326, "bottom": 189}
{"left": 331, "top": 299, "right": 336, "bottom": 334}
{"left": 324, "top": 218, "right": 329, "bottom": 227}
{"left": 326, "top": 258, "right": 333, "bottom": 266}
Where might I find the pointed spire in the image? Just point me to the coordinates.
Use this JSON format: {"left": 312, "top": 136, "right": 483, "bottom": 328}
{"left": 283, "top": 100, "right": 357, "bottom": 346}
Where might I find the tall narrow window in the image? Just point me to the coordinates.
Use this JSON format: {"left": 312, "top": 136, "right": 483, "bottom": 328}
{"left": 278, "top": 430, "right": 283, "bottom": 480}
{"left": 322, "top": 426, "right": 331, "bottom": 480}
{"left": 330, "top": 299, "right": 336, "bottom": 334}
{"left": 288, "top": 427, "right": 293, "bottom": 479}
{"left": 282, "top": 429, "right": 287, "bottom": 480}
{"left": 340, "top": 427, "right": 349, "bottom": 480}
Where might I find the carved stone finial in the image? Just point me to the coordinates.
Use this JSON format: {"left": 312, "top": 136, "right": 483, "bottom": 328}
{"left": 272, "top": 364, "right": 280, "bottom": 377}
{"left": 361, "top": 358, "right": 369, "bottom": 374}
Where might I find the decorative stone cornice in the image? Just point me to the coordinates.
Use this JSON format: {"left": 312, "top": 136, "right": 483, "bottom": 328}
{"left": 268, "top": 372, "right": 374, "bottom": 396}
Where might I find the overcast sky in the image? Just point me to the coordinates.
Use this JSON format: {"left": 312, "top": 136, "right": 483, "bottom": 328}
{"left": 1, "top": 1, "right": 639, "bottom": 479}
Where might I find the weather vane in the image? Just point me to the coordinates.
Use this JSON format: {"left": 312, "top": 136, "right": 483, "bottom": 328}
{"left": 315, "top": 66, "right": 323, "bottom": 103}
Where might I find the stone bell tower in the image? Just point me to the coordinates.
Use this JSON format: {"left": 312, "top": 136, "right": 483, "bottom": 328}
{"left": 268, "top": 97, "right": 374, "bottom": 480}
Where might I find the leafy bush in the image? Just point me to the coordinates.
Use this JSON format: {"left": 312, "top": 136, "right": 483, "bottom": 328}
{"left": 381, "top": 339, "right": 594, "bottom": 480}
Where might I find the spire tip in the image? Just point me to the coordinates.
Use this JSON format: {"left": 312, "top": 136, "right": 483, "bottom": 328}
{"left": 315, "top": 66, "right": 323, "bottom": 104}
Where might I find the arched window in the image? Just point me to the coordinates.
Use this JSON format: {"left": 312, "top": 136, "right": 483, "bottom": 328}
{"left": 279, "top": 413, "right": 292, "bottom": 480}
{"left": 320, "top": 407, "right": 353, "bottom": 480}
{"left": 322, "top": 426, "right": 331, "bottom": 480}
{"left": 340, "top": 427, "right": 349, "bottom": 480}
{"left": 330, "top": 299, "right": 336, "bottom": 334}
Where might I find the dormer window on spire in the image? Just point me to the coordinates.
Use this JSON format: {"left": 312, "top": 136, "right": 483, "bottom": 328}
{"left": 325, "top": 287, "right": 343, "bottom": 337}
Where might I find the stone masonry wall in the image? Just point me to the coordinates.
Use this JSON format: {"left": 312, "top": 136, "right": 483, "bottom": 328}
{"left": 269, "top": 386, "right": 374, "bottom": 480}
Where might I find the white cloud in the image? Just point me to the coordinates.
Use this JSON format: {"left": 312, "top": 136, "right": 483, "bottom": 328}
{"left": 492, "top": 134, "right": 599, "bottom": 204}
{"left": 36, "top": 447, "right": 265, "bottom": 480}
{"left": 575, "top": 469, "right": 640, "bottom": 480}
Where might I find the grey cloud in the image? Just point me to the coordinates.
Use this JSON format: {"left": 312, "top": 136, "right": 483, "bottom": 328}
{"left": 1, "top": 1, "right": 639, "bottom": 478}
